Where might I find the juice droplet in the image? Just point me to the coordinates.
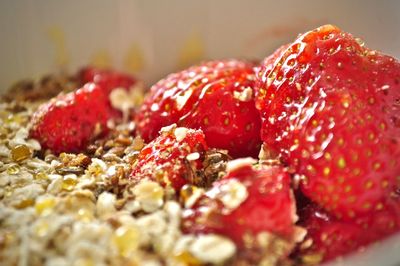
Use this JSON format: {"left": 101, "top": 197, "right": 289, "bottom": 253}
{"left": 174, "top": 251, "right": 201, "bottom": 265}
{"left": 11, "top": 144, "right": 32, "bottom": 162}
{"left": 62, "top": 175, "right": 78, "bottom": 191}
{"left": 14, "top": 198, "right": 35, "bottom": 209}
{"left": 35, "top": 172, "right": 49, "bottom": 180}
{"left": 35, "top": 198, "right": 56, "bottom": 215}
{"left": 113, "top": 226, "right": 140, "bottom": 257}
{"left": 76, "top": 208, "right": 94, "bottom": 222}
{"left": 7, "top": 164, "right": 20, "bottom": 175}
{"left": 35, "top": 221, "right": 50, "bottom": 238}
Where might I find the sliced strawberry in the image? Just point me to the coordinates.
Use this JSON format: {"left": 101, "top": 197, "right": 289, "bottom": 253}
{"left": 256, "top": 24, "right": 400, "bottom": 220}
{"left": 298, "top": 202, "right": 400, "bottom": 263}
{"left": 78, "top": 66, "right": 137, "bottom": 94}
{"left": 136, "top": 60, "right": 262, "bottom": 158}
{"left": 129, "top": 125, "right": 208, "bottom": 191}
{"left": 182, "top": 160, "right": 302, "bottom": 263}
{"left": 30, "top": 83, "right": 120, "bottom": 154}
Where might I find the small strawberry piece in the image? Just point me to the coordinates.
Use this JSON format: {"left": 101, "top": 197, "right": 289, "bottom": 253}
{"left": 256, "top": 24, "right": 400, "bottom": 220}
{"left": 298, "top": 202, "right": 400, "bottom": 263}
{"left": 136, "top": 60, "right": 262, "bottom": 158}
{"left": 129, "top": 126, "right": 208, "bottom": 191}
{"left": 30, "top": 83, "right": 119, "bottom": 154}
{"left": 78, "top": 66, "right": 137, "bottom": 94}
{"left": 182, "top": 160, "right": 301, "bottom": 263}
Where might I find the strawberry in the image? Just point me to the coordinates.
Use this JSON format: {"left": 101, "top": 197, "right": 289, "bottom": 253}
{"left": 256, "top": 44, "right": 290, "bottom": 85}
{"left": 255, "top": 24, "right": 400, "bottom": 220}
{"left": 78, "top": 66, "right": 137, "bottom": 94}
{"left": 182, "top": 159, "right": 302, "bottom": 263}
{"left": 298, "top": 203, "right": 400, "bottom": 263}
{"left": 136, "top": 60, "right": 262, "bottom": 158}
{"left": 129, "top": 125, "right": 209, "bottom": 191}
{"left": 30, "top": 83, "right": 119, "bottom": 154}
{"left": 253, "top": 44, "right": 290, "bottom": 124}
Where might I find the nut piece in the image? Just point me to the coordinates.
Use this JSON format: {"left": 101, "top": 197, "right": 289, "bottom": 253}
{"left": 174, "top": 127, "right": 189, "bottom": 142}
{"left": 110, "top": 88, "right": 134, "bottom": 111}
{"left": 113, "top": 225, "right": 141, "bottom": 257}
{"left": 189, "top": 234, "right": 236, "bottom": 264}
{"left": 233, "top": 87, "right": 253, "bottom": 102}
{"left": 180, "top": 185, "right": 204, "bottom": 208}
{"left": 96, "top": 192, "right": 116, "bottom": 218}
{"left": 186, "top": 152, "right": 200, "bottom": 161}
{"left": 226, "top": 157, "right": 256, "bottom": 173}
{"left": 87, "top": 158, "right": 108, "bottom": 177}
{"left": 160, "top": 123, "right": 177, "bottom": 133}
{"left": 47, "top": 174, "right": 63, "bottom": 194}
{"left": 136, "top": 211, "right": 167, "bottom": 236}
{"left": 133, "top": 180, "right": 164, "bottom": 213}
{"left": 211, "top": 179, "right": 248, "bottom": 210}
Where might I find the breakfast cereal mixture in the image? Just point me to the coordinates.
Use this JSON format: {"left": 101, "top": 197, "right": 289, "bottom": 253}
{"left": 0, "top": 75, "right": 239, "bottom": 266}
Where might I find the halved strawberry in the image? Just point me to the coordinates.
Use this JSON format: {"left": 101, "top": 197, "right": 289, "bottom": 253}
{"left": 129, "top": 125, "right": 208, "bottom": 191}
{"left": 78, "top": 66, "right": 137, "bottom": 94}
{"left": 182, "top": 159, "right": 302, "bottom": 263}
{"left": 256, "top": 24, "right": 400, "bottom": 220}
{"left": 136, "top": 60, "right": 262, "bottom": 158}
{"left": 30, "top": 83, "right": 120, "bottom": 154}
{"left": 297, "top": 202, "right": 400, "bottom": 263}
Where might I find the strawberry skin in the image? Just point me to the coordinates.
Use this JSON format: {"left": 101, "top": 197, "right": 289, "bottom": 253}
{"left": 182, "top": 161, "right": 300, "bottom": 256}
{"left": 256, "top": 24, "right": 400, "bottom": 220}
{"left": 256, "top": 44, "right": 290, "bottom": 87}
{"left": 30, "top": 83, "right": 119, "bottom": 154}
{"left": 129, "top": 126, "right": 208, "bottom": 191}
{"left": 78, "top": 66, "right": 137, "bottom": 94}
{"left": 298, "top": 203, "right": 400, "bottom": 263}
{"left": 136, "top": 60, "right": 262, "bottom": 158}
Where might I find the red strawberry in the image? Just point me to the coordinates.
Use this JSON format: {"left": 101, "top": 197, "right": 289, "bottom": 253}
{"left": 182, "top": 160, "right": 302, "bottom": 263}
{"left": 256, "top": 24, "right": 400, "bottom": 220}
{"left": 256, "top": 44, "right": 290, "bottom": 86}
{"left": 129, "top": 125, "right": 208, "bottom": 191}
{"left": 30, "top": 83, "right": 119, "bottom": 154}
{"left": 298, "top": 203, "right": 400, "bottom": 263}
{"left": 136, "top": 60, "right": 262, "bottom": 158}
{"left": 78, "top": 66, "right": 137, "bottom": 94}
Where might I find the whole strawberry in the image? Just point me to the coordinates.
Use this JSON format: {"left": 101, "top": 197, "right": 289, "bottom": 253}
{"left": 78, "top": 66, "right": 137, "bottom": 94}
{"left": 298, "top": 203, "right": 400, "bottom": 263}
{"left": 129, "top": 125, "right": 208, "bottom": 191}
{"left": 30, "top": 83, "right": 119, "bottom": 154}
{"left": 255, "top": 44, "right": 290, "bottom": 91}
{"left": 256, "top": 24, "right": 400, "bottom": 220}
{"left": 182, "top": 159, "right": 303, "bottom": 264}
{"left": 136, "top": 60, "right": 261, "bottom": 158}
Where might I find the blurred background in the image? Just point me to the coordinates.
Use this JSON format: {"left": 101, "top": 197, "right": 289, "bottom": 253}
{"left": 0, "top": 0, "right": 399, "bottom": 90}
